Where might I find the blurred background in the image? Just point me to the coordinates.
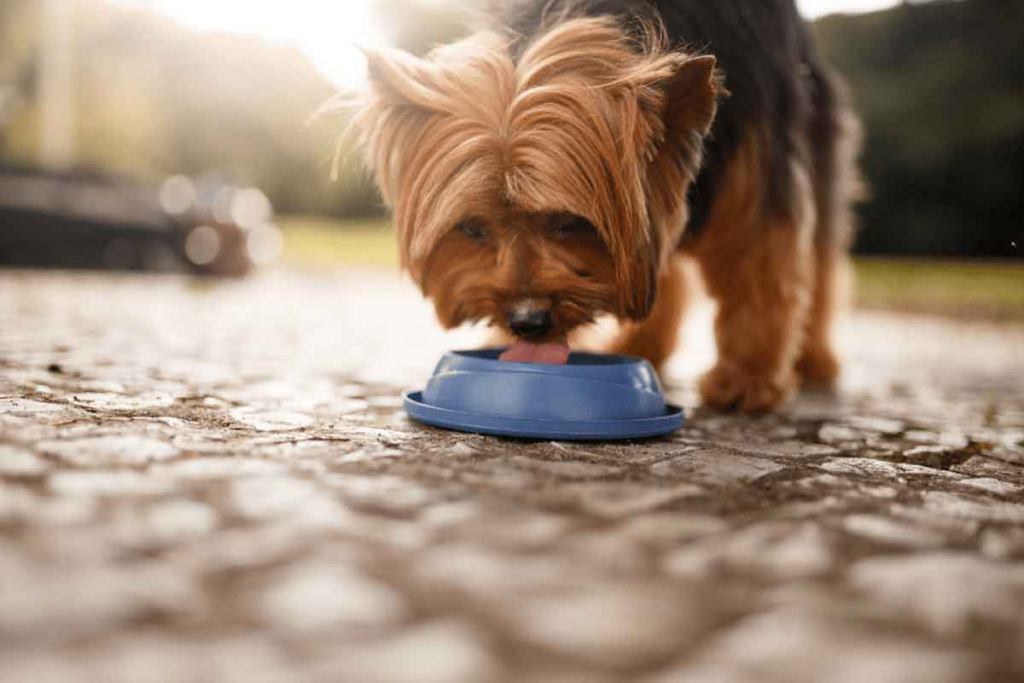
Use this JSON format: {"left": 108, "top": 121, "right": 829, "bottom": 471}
{"left": 0, "top": 0, "right": 1021, "bottom": 316}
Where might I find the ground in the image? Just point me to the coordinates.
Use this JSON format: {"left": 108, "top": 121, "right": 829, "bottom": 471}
{"left": 1, "top": 268, "right": 1023, "bottom": 683}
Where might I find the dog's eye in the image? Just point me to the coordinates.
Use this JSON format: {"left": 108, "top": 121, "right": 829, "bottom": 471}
{"left": 552, "top": 216, "right": 592, "bottom": 238}
{"left": 456, "top": 219, "right": 488, "bottom": 242}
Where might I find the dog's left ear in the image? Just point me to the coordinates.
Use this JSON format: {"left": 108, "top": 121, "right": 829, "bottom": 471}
{"left": 621, "top": 55, "right": 720, "bottom": 320}
{"left": 645, "top": 54, "right": 720, "bottom": 224}
{"left": 662, "top": 55, "right": 719, "bottom": 136}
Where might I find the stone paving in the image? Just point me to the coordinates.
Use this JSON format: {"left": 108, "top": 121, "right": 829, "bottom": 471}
{"left": 1, "top": 268, "right": 1023, "bottom": 683}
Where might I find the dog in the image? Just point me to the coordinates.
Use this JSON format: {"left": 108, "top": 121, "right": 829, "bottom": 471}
{"left": 338, "top": 0, "right": 861, "bottom": 412}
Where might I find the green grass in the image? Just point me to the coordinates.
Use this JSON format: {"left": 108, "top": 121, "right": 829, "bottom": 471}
{"left": 854, "top": 259, "right": 1024, "bottom": 322}
{"left": 280, "top": 216, "right": 1024, "bottom": 322}
{"left": 280, "top": 216, "right": 399, "bottom": 268}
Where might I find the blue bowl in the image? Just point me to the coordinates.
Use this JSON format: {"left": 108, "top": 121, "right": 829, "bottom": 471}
{"left": 403, "top": 349, "right": 684, "bottom": 440}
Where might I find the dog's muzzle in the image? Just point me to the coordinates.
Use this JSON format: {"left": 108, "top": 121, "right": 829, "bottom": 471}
{"left": 507, "top": 301, "right": 552, "bottom": 339}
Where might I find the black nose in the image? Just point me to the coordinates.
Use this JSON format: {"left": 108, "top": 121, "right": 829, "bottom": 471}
{"left": 508, "top": 307, "right": 552, "bottom": 338}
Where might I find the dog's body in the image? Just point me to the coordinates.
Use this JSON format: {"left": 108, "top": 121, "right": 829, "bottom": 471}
{"left": 345, "top": 0, "right": 861, "bottom": 411}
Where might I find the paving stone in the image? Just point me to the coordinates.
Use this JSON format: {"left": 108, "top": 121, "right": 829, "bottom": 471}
{"left": 645, "top": 610, "right": 984, "bottom": 683}
{"left": 69, "top": 391, "right": 176, "bottom": 411}
{"left": 0, "top": 561, "right": 205, "bottom": 638}
{"left": 664, "top": 521, "right": 834, "bottom": 579}
{"left": 618, "top": 513, "right": 730, "bottom": 547}
{"left": 325, "top": 474, "right": 432, "bottom": 515}
{"left": 563, "top": 481, "right": 705, "bottom": 518}
{"left": 231, "top": 409, "right": 316, "bottom": 431}
{"left": 980, "top": 527, "right": 1024, "bottom": 560}
{"left": 0, "top": 397, "right": 67, "bottom": 414}
{"left": 818, "top": 424, "right": 863, "bottom": 444}
{"left": 650, "top": 448, "right": 786, "bottom": 485}
{"left": 951, "top": 455, "right": 1024, "bottom": 482}
{"left": 756, "top": 441, "right": 841, "bottom": 459}
{"left": 3, "top": 270, "right": 1024, "bottom": 682}
{"left": 507, "top": 582, "right": 723, "bottom": 669}
{"left": 229, "top": 476, "right": 325, "bottom": 520}
{"left": 0, "top": 444, "right": 49, "bottom": 475}
{"left": 841, "top": 514, "right": 946, "bottom": 549}
{"left": 845, "top": 416, "right": 906, "bottom": 435}
{"left": 111, "top": 499, "right": 218, "bottom": 547}
{"left": 37, "top": 435, "right": 180, "bottom": 467}
{"left": 511, "top": 455, "right": 624, "bottom": 479}
{"left": 847, "top": 553, "right": 1024, "bottom": 637}
{"left": 456, "top": 510, "right": 571, "bottom": 550}
{"left": 958, "top": 477, "right": 1023, "bottom": 496}
{"left": 311, "top": 619, "right": 500, "bottom": 683}
{"left": 0, "top": 484, "right": 97, "bottom": 525}
{"left": 919, "top": 491, "right": 1024, "bottom": 524}
{"left": 150, "top": 456, "right": 289, "bottom": 479}
{"left": 48, "top": 469, "right": 173, "bottom": 496}
{"left": 255, "top": 561, "right": 407, "bottom": 633}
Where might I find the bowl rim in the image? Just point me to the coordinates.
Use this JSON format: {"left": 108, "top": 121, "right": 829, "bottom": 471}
{"left": 453, "top": 348, "right": 642, "bottom": 366}
{"left": 404, "top": 390, "right": 684, "bottom": 441}
{"left": 436, "top": 348, "right": 659, "bottom": 382}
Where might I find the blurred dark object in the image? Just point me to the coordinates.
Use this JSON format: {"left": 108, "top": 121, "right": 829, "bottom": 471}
{"left": 816, "top": 0, "right": 1024, "bottom": 258}
{"left": 0, "top": 164, "right": 282, "bottom": 275}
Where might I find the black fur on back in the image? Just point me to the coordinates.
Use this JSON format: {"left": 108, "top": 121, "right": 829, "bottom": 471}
{"left": 497, "top": 0, "right": 844, "bottom": 238}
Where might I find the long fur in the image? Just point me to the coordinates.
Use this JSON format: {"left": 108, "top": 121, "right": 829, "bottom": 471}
{"left": 337, "top": 16, "right": 719, "bottom": 319}
{"left": 331, "top": 0, "right": 862, "bottom": 412}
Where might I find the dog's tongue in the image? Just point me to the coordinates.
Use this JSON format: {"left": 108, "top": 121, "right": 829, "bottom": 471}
{"left": 499, "top": 342, "right": 571, "bottom": 365}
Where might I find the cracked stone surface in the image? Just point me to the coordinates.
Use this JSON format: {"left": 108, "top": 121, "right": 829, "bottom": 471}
{"left": 2, "top": 269, "right": 1024, "bottom": 683}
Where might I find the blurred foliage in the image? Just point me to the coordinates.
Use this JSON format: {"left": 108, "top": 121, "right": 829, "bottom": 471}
{"left": 815, "top": 0, "right": 1023, "bottom": 257}
{"left": 1, "top": 0, "right": 1021, "bottom": 257}
{"left": 0, "top": 0, "right": 476, "bottom": 216}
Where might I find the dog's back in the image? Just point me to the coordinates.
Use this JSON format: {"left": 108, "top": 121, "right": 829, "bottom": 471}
{"left": 350, "top": 0, "right": 862, "bottom": 411}
{"left": 499, "top": 0, "right": 862, "bottom": 410}
{"left": 501, "top": 0, "right": 856, "bottom": 244}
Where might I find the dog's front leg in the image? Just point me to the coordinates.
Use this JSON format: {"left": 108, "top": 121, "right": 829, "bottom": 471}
{"left": 693, "top": 157, "right": 815, "bottom": 413}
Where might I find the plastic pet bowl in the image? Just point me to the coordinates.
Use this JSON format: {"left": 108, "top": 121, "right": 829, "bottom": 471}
{"left": 403, "top": 349, "right": 684, "bottom": 440}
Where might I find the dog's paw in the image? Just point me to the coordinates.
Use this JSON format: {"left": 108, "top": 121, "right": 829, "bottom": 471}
{"left": 796, "top": 347, "right": 840, "bottom": 389}
{"left": 699, "top": 362, "right": 797, "bottom": 413}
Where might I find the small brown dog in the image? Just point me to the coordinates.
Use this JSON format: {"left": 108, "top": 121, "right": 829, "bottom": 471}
{"left": 338, "top": 0, "right": 861, "bottom": 412}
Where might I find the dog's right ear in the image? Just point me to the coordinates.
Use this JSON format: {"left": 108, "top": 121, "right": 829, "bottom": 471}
{"left": 345, "top": 46, "right": 438, "bottom": 206}
{"left": 332, "top": 34, "right": 514, "bottom": 281}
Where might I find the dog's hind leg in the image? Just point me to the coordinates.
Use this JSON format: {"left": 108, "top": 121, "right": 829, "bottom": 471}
{"left": 797, "top": 71, "right": 862, "bottom": 388}
{"left": 693, "top": 139, "right": 815, "bottom": 413}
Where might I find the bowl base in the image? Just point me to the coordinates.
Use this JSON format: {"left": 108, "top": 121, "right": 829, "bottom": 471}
{"left": 403, "top": 391, "right": 685, "bottom": 441}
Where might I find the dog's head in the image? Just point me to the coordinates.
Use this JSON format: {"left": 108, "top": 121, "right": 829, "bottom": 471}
{"left": 342, "top": 17, "right": 719, "bottom": 342}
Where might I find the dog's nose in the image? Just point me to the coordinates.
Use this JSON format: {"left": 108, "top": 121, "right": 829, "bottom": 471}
{"left": 508, "top": 306, "right": 552, "bottom": 338}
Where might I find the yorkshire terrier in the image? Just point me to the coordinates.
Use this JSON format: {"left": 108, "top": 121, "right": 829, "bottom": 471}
{"left": 339, "top": 0, "right": 861, "bottom": 412}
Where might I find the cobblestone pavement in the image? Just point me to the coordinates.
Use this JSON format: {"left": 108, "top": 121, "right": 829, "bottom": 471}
{"left": 2, "top": 269, "right": 1023, "bottom": 683}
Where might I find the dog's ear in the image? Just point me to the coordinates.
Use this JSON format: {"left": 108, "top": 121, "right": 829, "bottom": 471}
{"left": 645, "top": 55, "right": 720, "bottom": 224}
{"left": 339, "top": 36, "right": 514, "bottom": 282}
{"left": 663, "top": 55, "right": 719, "bottom": 135}
{"left": 617, "top": 55, "right": 718, "bottom": 320}
{"left": 618, "top": 228, "right": 662, "bottom": 321}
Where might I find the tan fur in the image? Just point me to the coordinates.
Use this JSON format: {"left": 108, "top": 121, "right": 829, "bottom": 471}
{"left": 796, "top": 250, "right": 849, "bottom": 386}
{"left": 691, "top": 134, "right": 815, "bottom": 412}
{"left": 798, "top": 100, "right": 863, "bottom": 387}
{"left": 335, "top": 17, "right": 718, "bottom": 324}
{"left": 610, "top": 256, "right": 688, "bottom": 369}
{"left": 334, "top": 15, "right": 860, "bottom": 413}
{"left": 422, "top": 211, "right": 618, "bottom": 334}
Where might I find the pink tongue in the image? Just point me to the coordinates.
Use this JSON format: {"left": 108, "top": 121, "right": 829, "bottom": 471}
{"left": 499, "top": 342, "right": 571, "bottom": 365}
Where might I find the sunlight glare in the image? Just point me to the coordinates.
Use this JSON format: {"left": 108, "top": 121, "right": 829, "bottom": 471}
{"left": 111, "top": 0, "right": 909, "bottom": 90}
{"left": 110, "top": 0, "right": 387, "bottom": 90}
